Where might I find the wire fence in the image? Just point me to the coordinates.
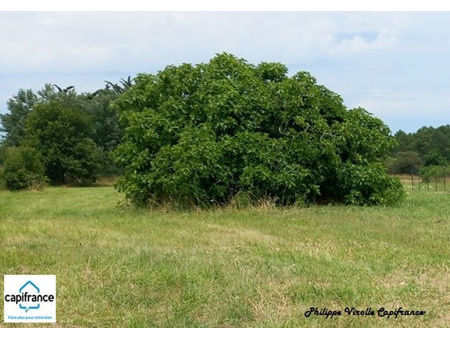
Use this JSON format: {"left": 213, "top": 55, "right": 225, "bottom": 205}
{"left": 393, "top": 167, "right": 449, "bottom": 191}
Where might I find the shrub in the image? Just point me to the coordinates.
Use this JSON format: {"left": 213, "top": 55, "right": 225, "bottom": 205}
{"left": 420, "top": 165, "right": 448, "bottom": 183}
{"left": 0, "top": 146, "right": 47, "bottom": 190}
{"left": 114, "top": 53, "right": 405, "bottom": 207}
{"left": 337, "top": 163, "right": 405, "bottom": 205}
{"left": 230, "top": 191, "right": 252, "bottom": 209}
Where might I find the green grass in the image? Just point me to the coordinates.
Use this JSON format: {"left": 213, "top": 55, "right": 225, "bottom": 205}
{"left": 0, "top": 186, "right": 448, "bottom": 327}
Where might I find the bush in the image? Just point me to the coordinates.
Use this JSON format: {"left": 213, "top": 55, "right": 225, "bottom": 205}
{"left": 114, "top": 53, "right": 405, "bottom": 207}
{"left": 230, "top": 191, "right": 252, "bottom": 209}
{"left": 420, "top": 165, "right": 448, "bottom": 183}
{"left": 337, "top": 163, "right": 405, "bottom": 205}
{"left": 0, "top": 147, "right": 47, "bottom": 190}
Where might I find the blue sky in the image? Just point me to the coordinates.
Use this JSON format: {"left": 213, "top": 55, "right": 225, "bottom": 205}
{"left": 0, "top": 12, "right": 449, "bottom": 133}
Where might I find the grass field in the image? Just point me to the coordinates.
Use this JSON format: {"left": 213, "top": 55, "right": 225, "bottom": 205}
{"left": 0, "top": 186, "right": 448, "bottom": 327}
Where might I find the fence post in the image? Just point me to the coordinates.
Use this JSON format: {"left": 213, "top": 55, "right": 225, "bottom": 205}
{"left": 444, "top": 166, "right": 447, "bottom": 191}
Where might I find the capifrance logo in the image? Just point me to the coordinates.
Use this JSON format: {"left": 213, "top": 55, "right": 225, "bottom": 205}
{"left": 4, "top": 275, "right": 56, "bottom": 323}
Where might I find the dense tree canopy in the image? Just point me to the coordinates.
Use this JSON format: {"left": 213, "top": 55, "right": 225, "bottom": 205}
{"left": 389, "top": 125, "right": 450, "bottom": 174}
{"left": 387, "top": 151, "right": 422, "bottom": 175}
{"left": 81, "top": 86, "right": 123, "bottom": 176}
{"left": 114, "top": 53, "right": 404, "bottom": 207}
{"left": 393, "top": 126, "right": 450, "bottom": 164}
{"left": 0, "top": 85, "right": 57, "bottom": 147}
{"left": 0, "top": 83, "right": 123, "bottom": 188}
{"left": 24, "top": 96, "right": 101, "bottom": 185}
{"left": 0, "top": 89, "right": 37, "bottom": 147}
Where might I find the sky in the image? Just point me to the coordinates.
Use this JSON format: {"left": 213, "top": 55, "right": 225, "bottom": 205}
{"left": 0, "top": 11, "right": 449, "bottom": 133}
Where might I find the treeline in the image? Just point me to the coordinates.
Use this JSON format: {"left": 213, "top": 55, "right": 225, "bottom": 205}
{"left": 8, "top": 54, "right": 445, "bottom": 207}
{"left": 0, "top": 54, "right": 407, "bottom": 206}
{"left": 388, "top": 125, "right": 450, "bottom": 178}
{"left": 0, "top": 63, "right": 447, "bottom": 205}
{"left": 0, "top": 81, "right": 127, "bottom": 190}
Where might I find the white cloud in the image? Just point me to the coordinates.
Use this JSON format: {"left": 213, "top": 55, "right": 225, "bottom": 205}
{"left": 0, "top": 12, "right": 449, "bottom": 132}
{"left": 331, "top": 28, "right": 398, "bottom": 54}
{"left": 0, "top": 12, "right": 409, "bottom": 72}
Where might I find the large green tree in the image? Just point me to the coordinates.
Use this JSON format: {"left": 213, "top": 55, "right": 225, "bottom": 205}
{"left": 25, "top": 96, "right": 100, "bottom": 185}
{"left": 0, "top": 84, "right": 58, "bottom": 148}
{"left": 1, "top": 83, "right": 123, "bottom": 179}
{"left": 114, "top": 53, "right": 404, "bottom": 207}
{"left": 387, "top": 151, "right": 422, "bottom": 175}
{"left": 0, "top": 89, "right": 38, "bottom": 147}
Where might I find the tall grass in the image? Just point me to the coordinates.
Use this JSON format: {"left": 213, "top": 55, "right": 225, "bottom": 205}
{"left": 0, "top": 186, "right": 448, "bottom": 327}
